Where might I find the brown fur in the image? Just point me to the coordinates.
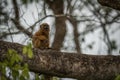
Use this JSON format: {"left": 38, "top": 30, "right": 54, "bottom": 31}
{"left": 32, "top": 23, "right": 50, "bottom": 49}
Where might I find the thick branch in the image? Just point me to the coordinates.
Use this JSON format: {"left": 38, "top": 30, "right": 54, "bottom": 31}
{"left": 98, "top": 0, "right": 120, "bottom": 10}
{"left": 0, "top": 41, "right": 120, "bottom": 80}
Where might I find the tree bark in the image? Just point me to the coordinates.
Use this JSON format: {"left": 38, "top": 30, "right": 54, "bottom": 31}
{"left": 0, "top": 41, "right": 120, "bottom": 80}
{"left": 98, "top": 0, "right": 120, "bottom": 10}
{"left": 45, "top": 0, "right": 66, "bottom": 51}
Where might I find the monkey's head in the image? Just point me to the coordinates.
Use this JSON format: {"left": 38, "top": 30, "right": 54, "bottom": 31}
{"left": 40, "top": 23, "right": 50, "bottom": 35}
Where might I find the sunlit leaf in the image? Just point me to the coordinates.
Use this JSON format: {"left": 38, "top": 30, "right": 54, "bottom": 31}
{"left": 28, "top": 48, "right": 33, "bottom": 58}
{"left": 23, "top": 46, "right": 28, "bottom": 54}
{"left": 22, "top": 68, "right": 29, "bottom": 79}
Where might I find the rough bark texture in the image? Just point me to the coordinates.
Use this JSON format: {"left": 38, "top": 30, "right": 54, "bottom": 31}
{"left": 0, "top": 41, "right": 120, "bottom": 80}
{"left": 98, "top": 0, "right": 120, "bottom": 10}
{"left": 53, "top": 16, "right": 66, "bottom": 51}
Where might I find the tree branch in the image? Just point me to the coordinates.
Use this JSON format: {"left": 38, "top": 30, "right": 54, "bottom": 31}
{"left": 67, "top": 17, "right": 81, "bottom": 53}
{"left": 11, "top": 0, "right": 32, "bottom": 38}
{"left": 0, "top": 41, "right": 120, "bottom": 80}
{"left": 12, "top": 0, "right": 20, "bottom": 21}
{"left": 0, "top": 31, "right": 20, "bottom": 39}
{"left": 98, "top": 0, "right": 120, "bottom": 10}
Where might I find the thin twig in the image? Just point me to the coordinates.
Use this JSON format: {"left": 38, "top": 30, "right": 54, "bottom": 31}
{"left": 6, "top": 21, "right": 14, "bottom": 42}
{"left": 101, "top": 23, "right": 113, "bottom": 54}
{"left": 43, "top": 0, "right": 47, "bottom": 16}
{"left": 0, "top": 31, "right": 20, "bottom": 39}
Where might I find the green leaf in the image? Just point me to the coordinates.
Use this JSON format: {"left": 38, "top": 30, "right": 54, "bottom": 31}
{"left": 10, "top": 56, "right": 15, "bottom": 66}
{"left": 23, "top": 43, "right": 33, "bottom": 58}
{"left": 14, "top": 64, "right": 22, "bottom": 70}
{"left": 35, "top": 74, "right": 40, "bottom": 80}
{"left": 15, "top": 53, "right": 22, "bottom": 62}
{"left": 22, "top": 68, "right": 29, "bottom": 79}
{"left": 115, "top": 75, "right": 120, "bottom": 80}
{"left": 8, "top": 49, "right": 13, "bottom": 54}
{"left": 24, "top": 63, "right": 28, "bottom": 68}
{"left": 19, "top": 75, "right": 25, "bottom": 80}
{"left": 12, "top": 70, "right": 19, "bottom": 80}
{"left": 53, "top": 77, "right": 58, "bottom": 80}
{"left": 23, "top": 46, "right": 28, "bottom": 54}
{"left": 1, "top": 49, "right": 31, "bottom": 80}
{"left": 28, "top": 48, "right": 33, "bottom": 58}
{"left": 0, "top": 63, "right": 6, "bottom": 74}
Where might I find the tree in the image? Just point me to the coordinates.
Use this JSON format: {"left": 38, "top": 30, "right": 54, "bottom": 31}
{"left": 0, "top": 40, "right": 120, "bottom": 80}
{"left": 0, "top": 0, "right": 120, "bottom": 80}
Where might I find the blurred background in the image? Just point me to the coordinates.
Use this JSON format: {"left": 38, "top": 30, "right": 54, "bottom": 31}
{"left": 0, "top": 0, "right": 120, "bottom": 79}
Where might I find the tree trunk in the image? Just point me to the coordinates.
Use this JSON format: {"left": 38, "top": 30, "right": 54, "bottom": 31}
{"left": 0, "top": 41, "right": 120, "bottom": 80}
{"left": 45, "top": 0, "right": 66, "bottom": 51}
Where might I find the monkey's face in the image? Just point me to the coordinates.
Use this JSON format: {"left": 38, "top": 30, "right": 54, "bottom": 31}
{"left": 40, "top": 23, "right": 49, "bottom": 31}
{"left": 40, "top": 23, "right": 50, "bottom": 34}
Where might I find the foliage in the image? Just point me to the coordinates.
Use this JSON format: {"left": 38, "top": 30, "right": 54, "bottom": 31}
{"left": 0, "top": 49, "right": 29, "bottom": 80}
{"left": 23, "top": 43, "right": 33, "bottom": 58}
{"left": 115, "top": 75, "right": 120, "bottom": 80}
{"left": 0, "top": 43, "right": 37, "bottom": 80}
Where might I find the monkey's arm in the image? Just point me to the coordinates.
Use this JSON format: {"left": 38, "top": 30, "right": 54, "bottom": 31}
{"left": 32, "top": 35, "right": 46, "bottom": 48}
{"left": 32, "top": 35, "right": 47, "bottom": 40}
{"left": 33, "top": 31, "right": 47, "bottom": 40}
{"left": 32, "top": 39, "right": 41, "bottom": 48}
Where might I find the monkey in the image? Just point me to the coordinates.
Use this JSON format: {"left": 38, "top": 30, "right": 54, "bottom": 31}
{"left": 32, "top": 23, "right": 50, "bottom": 49}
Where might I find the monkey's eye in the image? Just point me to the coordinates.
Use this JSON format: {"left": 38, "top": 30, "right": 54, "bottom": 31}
{"left": 44, "top": 25, "right": 49, "bottom": 30}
